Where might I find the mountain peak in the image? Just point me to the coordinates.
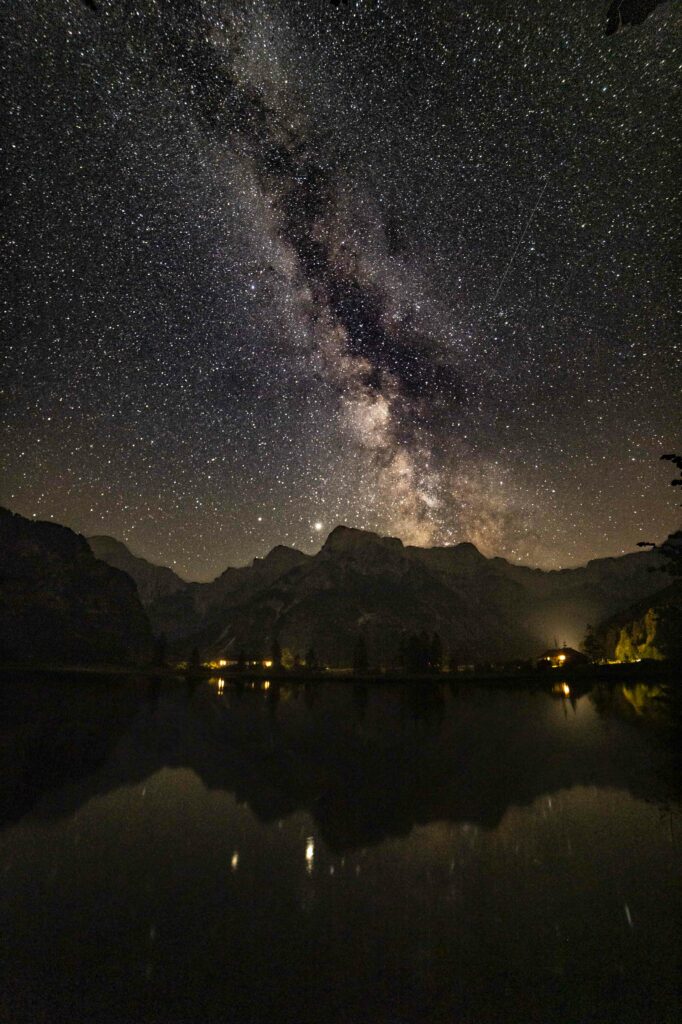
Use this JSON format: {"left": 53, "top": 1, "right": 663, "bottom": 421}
{"left": 453, "top": 541, "right": 482, "bottom": 555}
{"left": 88, "top": 534, "right": 129, "bottom": 555}
{"left": 88, "top": 534, "right": 187, "bottom": 601}
{"left": 322, "top": 525, "right": 405, "bottom": 555}
{"left": 451, "top": 541, "right": 487, "bottom": 565}
{"left": 252, "top": 544, "right": 308, "bottom": 570}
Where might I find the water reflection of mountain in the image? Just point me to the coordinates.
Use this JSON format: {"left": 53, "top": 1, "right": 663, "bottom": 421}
{"left": 0, "top": 673, "right": 678, "bottom": 849}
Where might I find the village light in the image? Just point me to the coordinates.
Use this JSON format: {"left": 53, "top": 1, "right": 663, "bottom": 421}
{"left": 305, "top": 837, "right": 315, "bottom": 874}
{"left": 263, "top": 659, "right": 273, "bottom": 668}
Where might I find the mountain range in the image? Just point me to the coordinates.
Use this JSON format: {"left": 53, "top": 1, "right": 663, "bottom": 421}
{"left": 2, "top": 504, "right": 673, "bottom": 667}
{"left": 89, "top": 524, "right": 669, "bottom": 666}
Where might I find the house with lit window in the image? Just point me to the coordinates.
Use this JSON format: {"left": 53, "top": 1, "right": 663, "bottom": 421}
{"left": 537, "top": 647, "right": 589, "bottom": 669}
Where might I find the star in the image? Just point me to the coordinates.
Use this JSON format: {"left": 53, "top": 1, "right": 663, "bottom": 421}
{"left": 1, "top": 0, "right": 678, "bottom": 579}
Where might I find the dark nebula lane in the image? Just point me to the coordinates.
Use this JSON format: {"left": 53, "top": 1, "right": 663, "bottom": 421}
{"left": 1, "top": 0, "right": 679, "bottom": 579}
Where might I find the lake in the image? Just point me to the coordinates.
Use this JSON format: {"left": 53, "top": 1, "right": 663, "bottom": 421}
{"left": 0, "top": 673, "right": 679, "bottom": 1023}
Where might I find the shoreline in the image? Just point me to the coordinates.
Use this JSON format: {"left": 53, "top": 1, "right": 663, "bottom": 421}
{"left": 0, "top": 659, "right": 678, "bottom": 687}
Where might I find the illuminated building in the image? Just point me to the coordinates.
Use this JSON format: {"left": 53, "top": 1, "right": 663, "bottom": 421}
{"left": 537, "top": 647, "right": 589, "bottom": 669}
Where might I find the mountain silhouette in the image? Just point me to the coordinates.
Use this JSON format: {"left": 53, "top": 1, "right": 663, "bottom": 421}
{"left": 90, "top": 524, "right": 666, "bottom": 665}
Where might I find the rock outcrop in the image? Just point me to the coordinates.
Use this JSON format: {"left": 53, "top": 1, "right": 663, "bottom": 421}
{"left": 0, "top": 509, "right": 153, "bottom": 664}
{"left": 593, "top": 581, "right": 682, "bottom": 662}
{"left": 88, "top": 535, "right": 187, "bottom": 605}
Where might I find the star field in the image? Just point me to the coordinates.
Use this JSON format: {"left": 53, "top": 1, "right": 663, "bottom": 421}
{"left": 2, "top": 0, "right": 680, "bottom": 580}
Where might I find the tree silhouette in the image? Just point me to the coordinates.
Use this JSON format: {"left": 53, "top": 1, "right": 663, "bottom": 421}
{"left": 352, "top": 635, "right": 369, "bottom": 674}
{"left": 270, "top": 638, "right": 282, "bottom": 671}
{"left": 638, "top": 454, "right": 682, "bottom": 576}
{"left": 400, "top": 631, "right": 435, "bottom": 674}
{"left": 153, "top": 633, "right": 167, "bottom": 668}
{"left": 430, "top": 632, "right": 443, "bottom": 672}
{"left": 605, "top": 0, "right": 668, "bottom": 35}
{"left": 582, "top": 624, "right": 604, "bottom": 663}
{"left": 189, "top": 646, "right": 201, "bottom": 671}
{"left": 305, "top": 646, "right": 318, "bottom": 671}
{"left": 654, "top": 605, "right": 682, "bottom": 661}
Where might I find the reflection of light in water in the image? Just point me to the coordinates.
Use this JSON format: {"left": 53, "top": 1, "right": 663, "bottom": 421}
{"left": 305, "top": 837, "right": 315, "bottom": 874}
{"left": 218, "top": 678, "right": 225, "bottom": 694}
{"left": 231, "top": 851, "right": 239, "bottom": 871}
{"left": 552, "top": 682, "right": 570, "bottom": 697}
{"left": 263, "top": 681, "right": 270, "bottom": 691}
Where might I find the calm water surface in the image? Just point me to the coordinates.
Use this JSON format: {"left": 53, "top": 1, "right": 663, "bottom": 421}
{"left": 0, "top": 674, "right": 680, "bottom": 1023}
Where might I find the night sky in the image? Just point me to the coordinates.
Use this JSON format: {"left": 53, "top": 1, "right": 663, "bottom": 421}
{"left": 2, "top": 1, "right": 680, "bottom": 581}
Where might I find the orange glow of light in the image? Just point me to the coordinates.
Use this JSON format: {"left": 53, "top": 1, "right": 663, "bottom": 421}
{"left": 305, "top": 837, "right": 315, "bottom": 874}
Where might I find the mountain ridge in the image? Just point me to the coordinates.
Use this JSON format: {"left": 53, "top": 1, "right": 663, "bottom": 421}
{"left": 88, "top": 535, "right": 188, "bottom": 604}
{"left": 87, "top": 524, "right": 667, "bottom": 665}
{"left": 0, "top": 509, "right": 152, "bottom": 664}
{"left": 91, "top": 523, "right": 663, "bottom": 584}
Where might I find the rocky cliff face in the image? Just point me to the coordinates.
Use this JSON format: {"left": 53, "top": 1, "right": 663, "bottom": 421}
{"left": 0, "top": 509, "right": 153, "bottom": 664}
{"left": 88, "top": 536, "right": 186, "bottom": 605}
{"left": 593, "top": 581, "right": 682, "bottom": 662}
{"left": 90, "top": 523, "right": 667, "bottom": 666}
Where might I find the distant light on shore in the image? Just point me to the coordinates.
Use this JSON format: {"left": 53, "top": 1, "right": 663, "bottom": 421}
{"left": 305, "top": 837, "right": 315, "bottom": 873}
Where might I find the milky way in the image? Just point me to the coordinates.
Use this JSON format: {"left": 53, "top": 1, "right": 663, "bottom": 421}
{"left": 2, "top": 0, "right": 680, "bottom": 579}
